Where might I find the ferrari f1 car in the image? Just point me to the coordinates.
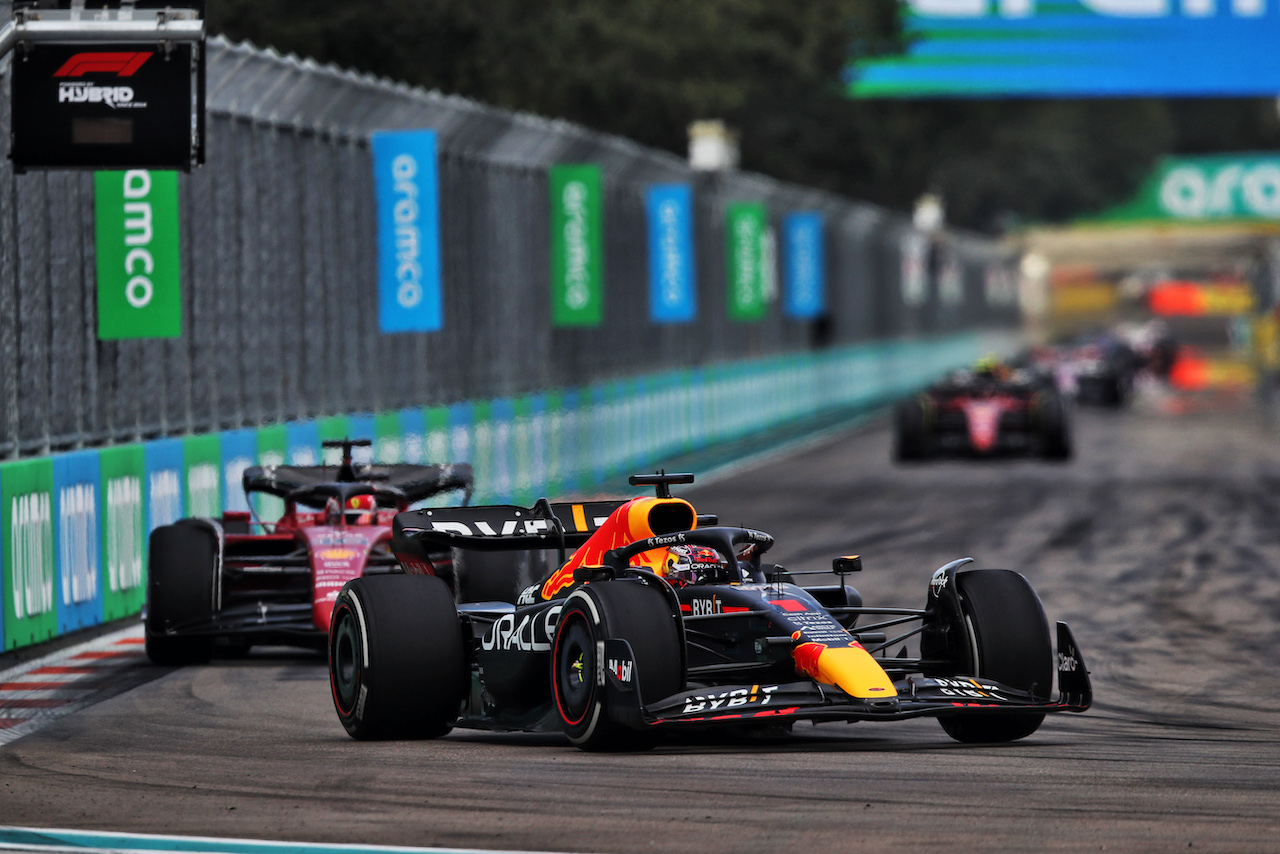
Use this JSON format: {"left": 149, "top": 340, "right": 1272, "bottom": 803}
{"left": 894, "top": 361, "right": 1071, "bottom": 461}
{"left": 144, "top": 439, "right": 473, "bottom": 665}
{"left": 327, "top": 473, "right": 1091, "bottom": 748}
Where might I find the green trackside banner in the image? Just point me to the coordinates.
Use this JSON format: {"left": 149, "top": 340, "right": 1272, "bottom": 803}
{"left": 1095, "top": 154, "right": 1280, "bottom": 223}
{"left": 2, "top": 459, "right": 56, "bottom": 651}
{"left": 255, "top": 425, "right": 288, "bottom": 523}
{"left": 726, "top": 202, "right": 768, "bottom": 321}
{"left": 94, "top": 170, "right": 182, "bottom": 340}
{"left": 550, "top": 164, "right": 604, "bottom": 327}
{"left": 99, "top": 445, "right": 146, "bottom": 622}
{"left": 182, "top": 434, "right": 222, "bottom": 519}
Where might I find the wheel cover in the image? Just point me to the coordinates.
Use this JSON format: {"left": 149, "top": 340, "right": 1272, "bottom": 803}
{"left": 330, "top": 606, "right": 362, "bottom": 715}
{"left": 553, "top": 612, "right": 596, "bottom": 727}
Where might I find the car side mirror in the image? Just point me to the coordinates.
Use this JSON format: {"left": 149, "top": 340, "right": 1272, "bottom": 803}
{"left": 832, "top": 555, "right": 862, "bottom": 574}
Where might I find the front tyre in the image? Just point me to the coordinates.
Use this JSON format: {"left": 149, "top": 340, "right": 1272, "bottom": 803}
{"left": 552, "top": 580, "right": 683, "bottom": 751}
{"left": 329, "top": 574, "right": 465, "bottom": 740}
{"left": 938, "top": 569, "right": 1054, "bottom": 744}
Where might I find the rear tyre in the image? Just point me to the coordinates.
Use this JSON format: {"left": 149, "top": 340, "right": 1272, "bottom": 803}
{"left": 329, "top": 574, "right": 466, "bottom": 740}
{"left": 893, "top": 398, "right": 929, "bottom": 461}
{"left": 552, "top": 580, "right": 683, "bottom": 751}
{"left": 145, "top": 521, "right": 217, "bottom": 666}
{"left": 938, "top": 569, "right": 1054, "bottom": 744}
{"left": 1038, "top": 392, "right": 1072, "bottom": 461}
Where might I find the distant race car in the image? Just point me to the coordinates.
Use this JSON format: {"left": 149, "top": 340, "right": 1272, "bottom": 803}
{"left": 1028, "top": 334, "right": 1142, "bottom": 408}
{"left": 894, "top": 363, "right": 1071, "bottom": 461}
{"left": 144, "top": 439, "right": 473, "bottom": 665}
{"left": 327, "top": 473, "right": 1091, "bottom": 749}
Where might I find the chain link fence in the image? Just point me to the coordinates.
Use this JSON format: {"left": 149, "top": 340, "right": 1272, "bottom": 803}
{"left": 0, "top": 21, "right": 1017, "bottom": 458}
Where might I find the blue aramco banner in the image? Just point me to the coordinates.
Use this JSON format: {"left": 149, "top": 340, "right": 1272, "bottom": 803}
{"left": 646, "top": 183, "right": 697, "bottom": 323}
{"left": 371, "top": 129, "right": 443, "bottom": 332}
{"left": 849, "top": 0, "right": 1280, "bottom": 97}
{"left": 783, "top": 212, "right": 825, "bottom": 319}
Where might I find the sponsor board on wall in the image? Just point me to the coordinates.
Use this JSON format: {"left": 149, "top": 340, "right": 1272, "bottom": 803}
{"left": 646, "top": 183, "right": 697, "bottom": 323}
{"left": 550, "top": 164, "right": 605, "bottom": 327}
{"left": 783, "top": 212, "right": 826, "bottom": 319}
{"left": 371, "top": 129, "right": 444, "bottom": 332}
{"left": 144, "top": 438, "right": 185, "bottom": 532}
{"left": 399, "top": 408, "right": 427, "bottom": 465}
{"left": 2, "top": 459, "right": 56, "bottom": 651}
{"left": 286, "top": 421, "right": 321, "bottom": 467}
{"left": 347, "top": 416, "right": 377, "bottom": 467}
{"left": 94, "top": 169, "right": 182, "bottom": 340}
{"left": 318, "top": 417, "right": 353, "bottom": 466}
{"left": 220, "top": 430, "right": 258, "bottom": 514}
{"left": 183, "top": 434, "right": 222, "bottom": 519}
{"left": 425, "top": 406, "right": 451, "bottom": 467}
{"left": 52, "top": 452, "right": 102, "bottom": 635}
{"left": 99, "top": 445, "right": 146, "bottom": 622}
{"left": 255, "top": 426, "right": 288, "bottom": 524}
{"left": 726, "top": 202, "right": 768, "bottom": 321}
{"left": 374, "top": 411, "right": 403, "bottom": 465}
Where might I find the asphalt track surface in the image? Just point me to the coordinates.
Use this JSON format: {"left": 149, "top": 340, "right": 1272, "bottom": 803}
{"left": 5, "top": 394, "right": 1280, "bottom": 853}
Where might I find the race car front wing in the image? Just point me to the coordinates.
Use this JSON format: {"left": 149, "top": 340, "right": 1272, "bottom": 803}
{"left": 600, "top": 622, "right": 1091, "bottom": 731}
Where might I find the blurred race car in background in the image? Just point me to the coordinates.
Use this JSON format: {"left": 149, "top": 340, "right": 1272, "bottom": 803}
{"left": 1028, "top": 322, "right": 1177, "bottom": 407}
{"left": 327, "top": 473, "right": 1091, "bottom": 749}
{"left": 894, "top": 359, "right": 1072, "bottom": 461}
{"left": 144, "top": 438, "right": 473, "bottom": 665}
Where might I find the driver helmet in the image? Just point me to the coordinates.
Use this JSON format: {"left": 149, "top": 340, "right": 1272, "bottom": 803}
{"left": 973, "top": 353, "right": 1009, "bottom": 381}
{"left": 664, "top": 544, "right": 726, "bottom": 586}
{"left": 346, "top": 494, "right": 377, "bottom": 525}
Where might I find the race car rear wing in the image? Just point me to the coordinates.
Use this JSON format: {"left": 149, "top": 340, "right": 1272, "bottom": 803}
{"left": 393, "top": 499, "right": 630, "bottom": 554}
{"left": 243, "top": 463, "right": 474, "bottom": 505}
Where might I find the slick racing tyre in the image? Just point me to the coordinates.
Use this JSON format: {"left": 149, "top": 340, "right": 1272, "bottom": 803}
{"left": 939, "top": 569, "right": 1054, "bottom": 744}
{"left": 329, "top": 574, "right": 466, "bottom": 740}
{"left": 1037, "top": 392, "right": 1072, "bottom": 461}
{"left": 552, "top": 579, "right": 683, "bottom": 751}
{"left": 145, "top": 520, "right": 218, "bottom": 666}
{"left": 893, "top": 398, "right": 929, "bottom": 462}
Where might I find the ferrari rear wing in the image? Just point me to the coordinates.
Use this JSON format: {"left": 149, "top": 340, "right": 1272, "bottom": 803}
{"left": 393, "top": 499, "right": 629, "bottom": 553}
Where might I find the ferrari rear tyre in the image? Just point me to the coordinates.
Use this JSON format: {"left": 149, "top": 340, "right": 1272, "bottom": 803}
{"left": 145, "top": 521, "right": 217, "bottom": 666}
{"left": 552, "top": 580, "right": 683, "bottom": 751}
{"left": 329, "top": 574, "right": 466, "bottom": 740}
{"left": 939, "top": 569, "right": 1054, "bottom": 744}
{"left": 893, "top": 398, "right": 929, "bottom": 462}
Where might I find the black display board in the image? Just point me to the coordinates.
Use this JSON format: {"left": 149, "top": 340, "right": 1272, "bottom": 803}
{"left": 10, "top": 40, "right": 205, "bottom": 171}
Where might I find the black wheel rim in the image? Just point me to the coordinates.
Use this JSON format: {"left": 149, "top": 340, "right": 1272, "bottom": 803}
{"left": 554, "top": 612, "right": 595, "bottom": 726}
{"left": 331, "top": 607, "right": 361, "bottom": 713}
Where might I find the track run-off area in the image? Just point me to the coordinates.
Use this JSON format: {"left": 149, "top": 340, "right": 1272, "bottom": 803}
{"left": 3, "top": 395, "right": 1280, "bottom": 853}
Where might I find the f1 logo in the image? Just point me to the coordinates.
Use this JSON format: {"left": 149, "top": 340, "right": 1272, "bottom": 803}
{"left": 54, "top": 52, "right": 152, "bottom": 78}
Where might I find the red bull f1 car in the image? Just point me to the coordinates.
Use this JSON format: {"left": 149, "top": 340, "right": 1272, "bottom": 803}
{"left": 327, "top": 473, "right": 1091, "bottom": 748}
{"left": 894, "top": 364, "right": 1072, "bottom": 461}
{"left": 144, "top": 439, "right": 473, "bottom": 665}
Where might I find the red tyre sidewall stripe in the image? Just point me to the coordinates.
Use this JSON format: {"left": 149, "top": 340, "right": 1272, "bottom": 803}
{"left": 552, "top": 609, "right": 592, "bottom": 728}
